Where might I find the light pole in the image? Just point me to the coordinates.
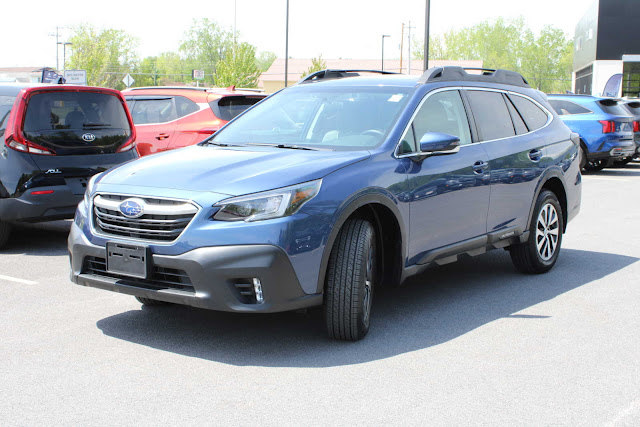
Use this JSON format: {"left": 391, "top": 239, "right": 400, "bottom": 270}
{"left": 423, "top": 0, "right": 431, "bottom": 71}
{"left": 284, "top": 0, "right": 289, "bottom": 87}
{"left": 381, "top": 35, "right": 390, "bottom": 71}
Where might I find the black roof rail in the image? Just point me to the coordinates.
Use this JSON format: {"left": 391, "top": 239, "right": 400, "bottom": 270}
{"left": 298, "top": 69, "right": 401, "bottom": 84}
{"left": 418, "top": 66, "right": 530, "bottom": 88}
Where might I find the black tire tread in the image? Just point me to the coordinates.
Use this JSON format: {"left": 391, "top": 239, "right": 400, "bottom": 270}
{"left": 0, "top": 221, "right": 11, "bottom": 249}
{"left": 135, "top": 296, "right": 168, "bottom": 306}
{"left": 325, "top": 218, "right": 373, "bottom": 341}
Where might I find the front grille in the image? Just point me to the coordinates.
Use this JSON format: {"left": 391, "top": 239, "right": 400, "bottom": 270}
{"left": 92, "top": 194, "right": 198, "bottom": 242}
{"left": 83, "top": 256, "right": 195, "bottom": 293}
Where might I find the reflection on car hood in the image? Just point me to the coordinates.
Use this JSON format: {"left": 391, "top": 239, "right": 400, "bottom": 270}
{"left": 100, "top": 145, "right": 370, "bottom": 195}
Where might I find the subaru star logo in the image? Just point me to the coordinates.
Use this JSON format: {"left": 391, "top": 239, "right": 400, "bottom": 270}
{"left": 82, "top": 133, "right": 96, "bottom": 142}
{"left": 119, "top": 199, "right": 144, "bottom": 218}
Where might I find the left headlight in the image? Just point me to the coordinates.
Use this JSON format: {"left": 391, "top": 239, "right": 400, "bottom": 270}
{"left": 213, "top": 179, "right": 322, "bottom": 222}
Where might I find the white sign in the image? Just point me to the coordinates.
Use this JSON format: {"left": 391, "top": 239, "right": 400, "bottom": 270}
{"left": 122, "top": 73, "right": 135, "bottom": 87}
{"left": 192, "top": 69, "right": 205, "bottom": 80}
{"left": 64, "top": 69, "right": 87, "bottom": 85}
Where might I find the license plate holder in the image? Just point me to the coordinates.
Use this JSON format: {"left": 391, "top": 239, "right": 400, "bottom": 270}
{"left": 106, "top": 242, "right": 150, "bottom": 279}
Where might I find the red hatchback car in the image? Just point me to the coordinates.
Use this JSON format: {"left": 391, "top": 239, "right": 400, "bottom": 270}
{"left": 122, "top": 86, "right": 266, "bottom": 156}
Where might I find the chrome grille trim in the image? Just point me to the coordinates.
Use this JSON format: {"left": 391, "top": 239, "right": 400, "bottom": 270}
{"left": 92, "top": 193, "right": 199, "bottom": 243}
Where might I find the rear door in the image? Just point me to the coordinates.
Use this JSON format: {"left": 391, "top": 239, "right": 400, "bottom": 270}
{"left": 126, "top": 96, "right": 177, "bottom": 156}
{"left": 467, "top": 89, "right": 552, "bottom": 236}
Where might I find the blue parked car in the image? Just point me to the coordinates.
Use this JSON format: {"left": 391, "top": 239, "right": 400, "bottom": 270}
{"left": 69, "top": 67, "right": 582, "bottom": 341}
{"left": 621, "top": 100, "right": 640, "bottom": 163}
{"left": 547, "top": 94, "right": 635, "bottom": 171}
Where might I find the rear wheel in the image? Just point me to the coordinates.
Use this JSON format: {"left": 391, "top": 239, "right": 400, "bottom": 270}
{"left": 135, "top": 296, "right": 169, "bottom": 306}
{"left": 324, "top": 218, "right": 376, "bottom": 341}
{"left": 0, "top": 220, "right": 11, "bottom": 249}
{"left": 510, "top": 190, "right": 563, "bottom": 274}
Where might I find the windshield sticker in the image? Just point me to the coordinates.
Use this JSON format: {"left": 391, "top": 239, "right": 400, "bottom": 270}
{"left": 388, "top": 94, "right": 404, "bottom": 103}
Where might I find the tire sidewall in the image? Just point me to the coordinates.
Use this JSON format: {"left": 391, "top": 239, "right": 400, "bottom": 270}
{"left": 529, "top": 191, "right": 563, "bottom": 270}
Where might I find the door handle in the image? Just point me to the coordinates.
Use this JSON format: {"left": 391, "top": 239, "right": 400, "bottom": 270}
{"left": 472, "top": 161, "right": 489, "bottom": 174}
{"left": 529, "top": 149, "right": 542, "bottom": 162}
{"left": 155, "top": 133, "right": 170, "bottom": 140}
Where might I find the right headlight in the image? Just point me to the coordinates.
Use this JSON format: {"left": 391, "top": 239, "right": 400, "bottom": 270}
{"left": 213, "top": 180, "right": 322, "bottom": 222}
{"left": 83, "top": 172, "right": 103, "bottom": 206}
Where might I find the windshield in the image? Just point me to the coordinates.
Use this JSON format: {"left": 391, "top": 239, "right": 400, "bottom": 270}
{"left": 211, "top": 86, "right": 411, "bottom": 150}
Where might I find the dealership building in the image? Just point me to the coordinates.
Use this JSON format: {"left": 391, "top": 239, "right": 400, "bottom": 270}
{"left": 573, "top": 0, "right": 640, "bottom": 97}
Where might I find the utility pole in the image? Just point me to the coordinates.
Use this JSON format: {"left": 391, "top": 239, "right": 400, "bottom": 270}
{"left": 48, "top": 26, "right": 63, "bottom": 71}
{"left": 424, "top": 0, "right": 431, "bottom": 71}
{"left": 399, "top": 23, "right": 405, "bottom": 73}
{"left": 59, "top": 42, "right": 72, "bottom": 73}
{"left": 407, "top": 21, "right": 415, "bottom": 75}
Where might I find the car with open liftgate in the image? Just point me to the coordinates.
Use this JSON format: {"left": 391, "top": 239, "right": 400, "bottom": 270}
{"left": 547, "top": 94, "right": 635, "bottom": 171}
{"left": 122, "top": 86, "right": 266, "bottom": 157}
{"left": 0, "top": 83, "right": 137, "bottom": 248}
{"left": 69, "top": 67, "right": 582, "bottom": 341}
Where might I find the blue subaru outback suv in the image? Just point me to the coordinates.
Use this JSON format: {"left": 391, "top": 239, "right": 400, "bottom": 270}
{"left": 69, "top": 67, "right": 581, "bottom": 341}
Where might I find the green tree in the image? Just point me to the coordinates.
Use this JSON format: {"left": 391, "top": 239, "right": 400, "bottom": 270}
{"left": 256, "top": 51, "right": 277, "bottom": 72}
{"left": 412, "top": 17, "right": 573, "bottom": 92}
{"left": 67, "top": 24, "right": 138, "bottom": 89}
{"left": 179, "top": 18, "right": 234, "bottom": 86}
{"left": 302, "top": 55, "right": 327, "bottom": 77}
{"left": 215, "top": 42, "right": 261, "bottom": 87}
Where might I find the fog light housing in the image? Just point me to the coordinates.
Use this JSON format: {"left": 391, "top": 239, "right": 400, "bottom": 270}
{"left": 252, "top": 278, "right": 264, "bottom": 304}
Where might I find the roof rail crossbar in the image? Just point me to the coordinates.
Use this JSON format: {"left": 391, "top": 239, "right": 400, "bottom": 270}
{"left": 298, "top": 69, "right": 401, "bottom": 84}
{"left": 418, "top": 66, "right": 530, "bottom": 88}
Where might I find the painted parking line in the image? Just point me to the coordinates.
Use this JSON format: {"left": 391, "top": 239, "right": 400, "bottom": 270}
{"left": 0, "top": 274, "right": 38, "bottom": 285}
{"left": 584, "top": 176, "right": 631, "bottom": 182}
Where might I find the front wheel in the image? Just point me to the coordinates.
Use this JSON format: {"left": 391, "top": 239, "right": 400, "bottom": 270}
{"left": 509, "top": 190, "right": 563, "bottom": 274}
{"left": 324, "top": 218, "right": 376, "bottom": 341}
{"left": 0, "top": 220, "right": 11, "bottom": 249}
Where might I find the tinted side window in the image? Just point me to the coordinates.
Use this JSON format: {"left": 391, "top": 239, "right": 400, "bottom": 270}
{"left": 129, "top": 98, "right": 177, "bottom": 124}
{"left": 466, "top": 90, "right": 515, "bottom": 141}
{"left": 411, "top": 90, "right": 472, "bottom": 147}
{"left": 509, "top": 95, "right": 549, "bottom": 131}
{"left": 0, "top": 95, "right": 15, "bottom": 133}
{"left": 175, "top": 96, "right": 199, "bottom": 118}
{"left": 505, "top": 97, "right": 528, "bottom": 135}
{"left": 210, "top": 96, "right": 265, "bottom": 121}
{"left": 548, "top": 100, "right": 592, "bottom": 115}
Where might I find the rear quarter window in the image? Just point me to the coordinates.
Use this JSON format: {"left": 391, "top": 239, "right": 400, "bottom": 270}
{"left": 508, "top": 94, "right": 549, "bottom": 131}
{"left": 548, "top": 100, "right": 592, "bottom": 115}
{"left": 210, "top": 96, "right": 265, "bottom": 121}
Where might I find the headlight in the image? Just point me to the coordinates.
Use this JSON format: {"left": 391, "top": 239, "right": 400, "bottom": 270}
{"left": 213, "top": 180, "right": 322, "bottom": 222}
{"left": 83, "top": 173, "right": 103, "bottom": 206}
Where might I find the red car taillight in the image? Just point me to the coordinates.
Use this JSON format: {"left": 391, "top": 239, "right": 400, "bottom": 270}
{"left": 599, "top": 120, "right": 615, "bottom": 134}
{"left": 6, "top": 135, "right": 55, "bottom": 155}
{"left": 634, "top": 121, "right": 639, "bottom": 132}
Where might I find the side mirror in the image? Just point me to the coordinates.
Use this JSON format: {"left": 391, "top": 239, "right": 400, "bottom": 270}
{"left": 419, "top": 132, "right": 461, "bottom": 155}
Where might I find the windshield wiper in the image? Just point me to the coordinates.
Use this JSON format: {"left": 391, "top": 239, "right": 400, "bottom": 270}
{"left": 201, "top": 140, "right": 245, "bottom": 147}
{"left": 247, "top": 143, "right": 324, "bottom": 151}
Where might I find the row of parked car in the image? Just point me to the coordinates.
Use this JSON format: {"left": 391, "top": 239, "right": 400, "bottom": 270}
{"left": 0, "top": 68, "right": 631, "bottom": 340}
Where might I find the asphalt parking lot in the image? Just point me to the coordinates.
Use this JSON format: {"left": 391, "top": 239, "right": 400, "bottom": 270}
{"left": 1, "top": 164, "right": 639, "bottom": 426}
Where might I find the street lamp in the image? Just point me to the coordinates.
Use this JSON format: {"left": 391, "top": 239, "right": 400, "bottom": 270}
{"left": 381, "top": 35, "right": 390, "bottom": 71}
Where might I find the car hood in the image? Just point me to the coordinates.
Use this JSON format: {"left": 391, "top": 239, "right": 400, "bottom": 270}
{"left": 100, "top": 145, "right": 370, "bottom": 196}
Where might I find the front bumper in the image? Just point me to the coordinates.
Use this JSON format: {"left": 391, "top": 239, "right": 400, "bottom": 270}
{"left": 68, "top": 222, "right": 322, "bottom": 313}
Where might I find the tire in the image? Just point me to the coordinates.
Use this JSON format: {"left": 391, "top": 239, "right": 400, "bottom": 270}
{"left": 0, "top": 220, "right": 11, "bottom": 249}
{"left": 584, "top": 159, "right": 606, "bottom": 172}
{"left": 509, "top": 190, "right": 564, "bottom": 274}
{"left": 579, "top": 145, "right": 587, "bottom": 172}
{"left": 614, "top": 157, "right": 633, "bottom": 166}
{"left": 324, "top": 218, "right": 377, "bottom": 341}
{"left": 135, "top": 296, "right": 169, "bottom": 306}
